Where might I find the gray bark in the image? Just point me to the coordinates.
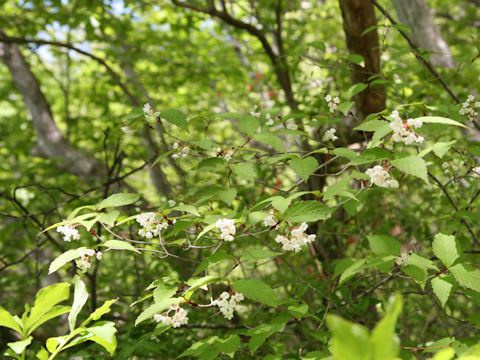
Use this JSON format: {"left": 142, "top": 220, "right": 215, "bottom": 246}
{"left": 392, "top": 0, "right": 456, "bottom": 68}
{"left": 0, "top": 29, "right": 106, "bottom": 180}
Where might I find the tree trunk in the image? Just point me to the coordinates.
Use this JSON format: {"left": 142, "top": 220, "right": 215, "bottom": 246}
{"left": 339, "top": 0, "right": 386, "bottom": 121}
{"left": 392, "top": 0, "right": 456, "bottom": 68}
{"left": 0, "top": 29, "right": 105, "bottom": 180}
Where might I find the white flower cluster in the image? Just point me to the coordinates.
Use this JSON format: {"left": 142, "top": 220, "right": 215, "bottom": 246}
{"left": 389, "top": 110, "right": 424, "bottom": 145}
{"left": 153, "top": 304, "right": 188, "bottom": 328}
{"left": 57, "top": 222, "right": 80, "bottom": 242}
{"left": 216, "top": 147, "right": 232, "bottom": 161}
{"left": 264, "top": 210, "right": 277, "bottom": 228}
{"left": 250, "top": 105, "right": 261, "bottom": 118}
{"left": 275, "top": 222, "right": 316, "bottom": 252}
{"left": 394, "top": 253, "right": 410, "bottom": 267}
{"left": 325, "top": 94, "right": 340, "bottom": 113}
{"left": 365, "top": 165, "right": 399, "bottom": 188}
{"left": 136, "top": 212, "right": 169, "bottom": 239}
{"left": 172, "top": 142, "right": 190, "bottom": 159}
{"left": 459, "top": 95, "right": 480, "bottom": 121}
{"left": 286, "top": 121, "right": 298, "bottom": 130}
{"left": 471, "top": 166, "right": 480, "bottom": 178}
{"left": 121, "top": 125, "right": 134, "bottom": 136}
{"left": 213, "top": 291, "right": 244, "bottom": 320}
{"left": 322, "top": 128, "right": 338, "bottom": 142}
{"left": 143, "top": 103, "right": 160, "bottom": 124}
{"left": 442, "top": 162, "right": 458, "bottom": 175}
{"left": 265, "top": 112, "right": 274, "bottom": 126}
{"left": 215, "top": 218, "right": 236, "bottom": 242}
{"left": 168, "top": 200, "right": 176, "bottom": 207}
{"left": 76, "top": 249, "right": 102, "bottom": 273}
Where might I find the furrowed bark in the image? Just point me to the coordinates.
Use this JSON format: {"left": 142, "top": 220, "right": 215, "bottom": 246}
{"left": 339, "top": 0, "right": 386, "bottom": 120}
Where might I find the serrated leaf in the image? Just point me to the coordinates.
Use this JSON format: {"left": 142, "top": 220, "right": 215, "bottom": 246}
{"left": 339, "top": 259, "right": 365, "bottom": 284}
{"left": 402, "top": 264, "right": 427, "bottom": 284}
{"left": 125, "top": 107, "right": 143, "bottom": 120}
{"left": 432, "top": 233, "right": 459, "bottom": 267}
{"left": 173, "top": 204, "right": 200, "bottom": 217}
{"left": 239, "top": 115, "right": 259, "bottom": 135}
{"left": 349, "top": 148, "right": 393, "bottom": 166}
{"left": 289, "top": 156, "right": 318, "bottom": 181}
{"left": 196, "top": 157, "right": 227, "bottom": 171}
{"left": 432, "top": 277, "right": 453, "bottom": 307}
{"left": 253, "top": 133, "right": 284, "bottom": 152}
{"left": 391, "top": 155, "right": 428, "bottom": 182}
{"left": 193, "top": 250, "right": 234, "bottom": 275}
{"left": 232, "top": 162, "right": 255, "bottom": 180}
{"left": 96, "top": 193, "right": 140, "bottom": 209}
{"left": 161, "top": 109, "right": 188, "bottom": 131}
{"left": 432, "top": 141, "right": 457, "bottom": 158}
{"left": 367, "top": 123, "right": 393, "bottom": 148}
{"left": 282, "top": 201, "right": 330, "bottom": 222}
{"left": 417, "top": 116, "right": 468, "bottom": 129}
{"left": 233, "top": 278, "right": 278, "bottom": 306}
{"left": 96, "top": 211, "right": 119, "bottom": 226}
{"left": 368, "top": 235, "right": 401, "bottom": 256}
{"left": 354, "top": 120, "right": 388, "bottom": 132}
{"left": 241, "top": 248, "right": 281, "bottom": 261}
{"left": 49, "top": 248, "right": 86, "bottom": 274}
{"left": 348, "top": 83, "right": 368, "bottom": 98}
{"left": 184, "top": 275, "right": 222, "bottom": 300}
{"left": 450, "top": 264, "right": 480, "bottom": 292}
{"left": 333, "top": 148, "right": 357, "bottom": 160}
{"left": 101, "top": 240, "right": 141, "bottom": 254}
{"left": 338, "top": 101, "right": 355, "bottom": 115}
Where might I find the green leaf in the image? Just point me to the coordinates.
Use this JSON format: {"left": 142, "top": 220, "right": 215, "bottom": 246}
{"left": 253, "top": 133, "right": 284, "bottom": 152}
{"left": 289, "top": 156, "right": 318, "bottom": 181}
{"left": 232, "top": 162, "right": 255, "bottom": 180}
{"left": 184, "top": 275, "right": 222, "bottom": 300}
{"left": 193, "top": 250, "right": 234, "bottom": 275}
{"left": 0, "top": 305, "right": 23, "bottom": 334}
{"left": 101, "top": 240, "right": 141, "bottom": 254}
{"left": 7, "top": 336, "right": 32, "bottom": 355}
{"left": 125, "top": 107, "right": 143, "bottom": 120}
{"left": 391, "top": 155, "right": 428, "bottom": 182}
{"left": 233, "top": 278, "right": 278, "bottom": 306}
{"left": 196, "top": 157, "right": 227, "bottom": 171}
{"left": 215, "top": 334, "right": 240, "bottom": 354}
{"left": 338, "top": 101, "right": 355, "bottom": 116}
{"left": 333, "top": 148, "right": 357, "bottom": 160}
{"left": 417, "top": 116, "right": 468, "bottom": 129}
{"left": 25, "top": 283, "right": 70, "bottom": 332}
{"left": 339, "top": 259, "right": 365, "bottom": 284}
{"left": 49, "top": 248, "right": 86, "bottom": 274}
{"left": 367, "top": 235, "right": 401, "bottom": 256}
{"left": 327, "top": 315, "right": 371, "bottom": 360}
{"left": 347, "top": 54, "right": 365, "bottom": 67}
{"left": 218, "top": 188, "right": 237, "bottom": 205}
{"left": 96, "top": 193, "right": 140, "bottom": 209}
{"left": 83, "top": 299, "right": 117, "bottom": 326}
{"left": 348, "top": 83, "right": 368, "bottom": 98}
{"left": 402, "top": 264, "right": 427, "bottom": 284}
{"left": 348, "top": 148, "right": 393, "bottom": 165}
{"left": 450, "top": 264, "right": 480, "bottom": 292}
{"left": 432, "top": 277, "right": 454, "bottom": 307}
{"left": 36, "top": 347, "right": 49, "bottom": 360}
{"left": 432, "top": 141, "right": 457, "bottom": 158}
{"left": 239, "top": 115, "right": 259, "bottom": 135}
{"left": 96, "top": 211, "right": 119, "bottom": 226}
{"left": 246, "top": 211, "right": 268, "bottom": 227}
{"left": 161, "top": 108, "right": 188, "bottom": 131}
{"left": 153, "top": 283, "right": 177, "bottom": 303}
{"left": 26, "top": 305, "right": 71, "bottom": 336}
{"left": 85, "top": 321, "right": 117, "bottom": 356}
{"left": 241, "top": 248, "right": 281, "bottom": 261}
{"left": 173, "top": 204, "right": 201, "bottom": 217}
{"left": 367, "top": 123, "right": 393, "bottom": 148}
{"left": 283, "top": 201, "right": 330, "bottom": 223}
{"left": 371, "top": 295, "right": 402, "bottom": 360}
{"left": 432, "top": 233, "right": 459, "bottom": 267}
{"left": 135, "top": 298, "right": 180, "bottom": 326}
{"left": 69, "top": 276, "right": 89, "bottom": 331}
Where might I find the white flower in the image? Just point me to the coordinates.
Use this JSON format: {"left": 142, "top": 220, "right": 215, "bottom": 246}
{"left": 365, "top": 165, "right": 399, "bottom": 188}
{"left": 96, "top": 251, "right": 103, "bottom": 260}
{"left": 154, "top": 305, "right": 188, "bottom": 328}
{"left": 215, "top": 218, "right": 236, "bottom": 242}
{"left": 172, "top": 153, "right": 179, "bottom": 159}
{"left": 168, "top": 200, "right": 176, "bottom": 207}
{"left": 136, "top": 212, "right": 167, "bottom": 238}
{"left": 472, "top": 166, "right": 480, "bottom": 178}
{"left": 460, "top": 96, "right": 479, "bottom": 121}
{"left": 286, "top": 121, "right": 298, "bottom": 130}
{"left": 224, "top": 152, "right": 232, "bottom": 162}
{"left": 274, "top": 223, "right": 316, "bottom": 252}
{"left": 173, "top": 142, "right": 179, "bottom": 149}
{"left": 407, "top": 118, "right": 423, "bottom": 128}
{"left": 322, "top": 128, "right": 338, "bottom": 142}
{"left": 214, "top": 291, "right": 244, "bottom": 320}
{"left": 56, "top": 222, "right": 80, "bottom": 242}
{"left": 394, "top": 253, "right": 410, "bottom": 267}
{"left": 143, "top": 103, "right": 160, "bottom": 124}
{"left": 389, "top": 110, "right": 424, "bottom": 145}
{"left": 266, "top": 119, "right": 274, "bottom": 126}
{"left": 121, "top": 126, "right": 134, "bottom": 135}
{"left": 264, "top": 213, "right": 277, "bottom": 227}
{"left": 325, "top": 95, "right": 340, "bottom": 113}
{"left": 250, "top": 105, "right": 261, "bottom": 118}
